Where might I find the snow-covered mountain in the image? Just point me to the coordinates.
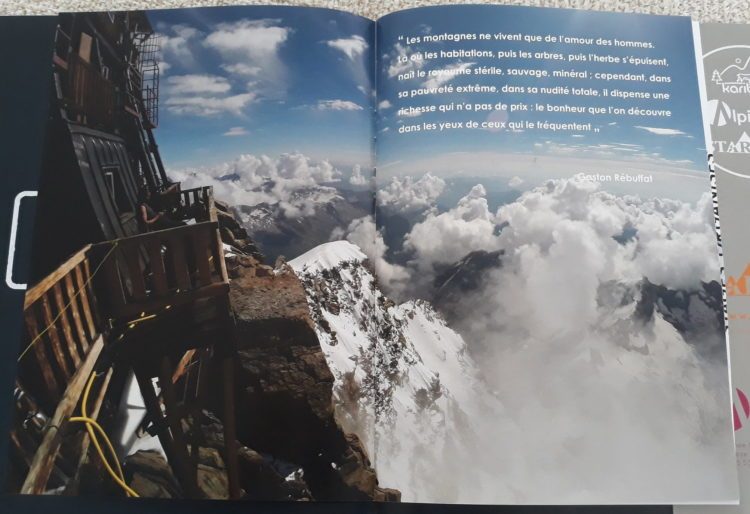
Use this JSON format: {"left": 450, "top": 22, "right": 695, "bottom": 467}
{"left": 290, "top": 241, "right": 495, "bottom": 502}
{"left": 289, "top": 237, "right": 736, "bottom": 504}
{"left": 235, "top": 188, "right": 372, "bottom": 263}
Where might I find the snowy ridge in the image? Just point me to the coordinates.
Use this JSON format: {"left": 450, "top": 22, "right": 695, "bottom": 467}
{"left": 290, "top": 240, "right": 367, "bottom": 274}
{"left": 291, "top": 239, "right": 492, "bottom": 502}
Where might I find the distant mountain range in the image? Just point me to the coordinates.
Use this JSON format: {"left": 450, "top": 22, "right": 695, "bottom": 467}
{"left": 220, "top": 176, "right": 371, "bottom": 262}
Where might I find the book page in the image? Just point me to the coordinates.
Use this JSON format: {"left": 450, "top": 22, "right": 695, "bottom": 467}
{"left": 369, "top": 4, "right": 738, "bottom": 504}
{"left": 3, "top": 6, "right": 405, "bottom": 504}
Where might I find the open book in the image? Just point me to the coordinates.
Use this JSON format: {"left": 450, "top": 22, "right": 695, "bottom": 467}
{"left": 2, "top": 3, "right": 745, "bottom": 508}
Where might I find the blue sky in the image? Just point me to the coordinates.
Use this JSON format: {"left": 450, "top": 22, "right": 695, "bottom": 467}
{"left": 376, "top": 5, "right": 708, "bottom": 191}
{"left": 148, "top": 5, "right": 710, "bottom": 202}
{"left": 149, "top": 6, "right": 375, "bottom": 170}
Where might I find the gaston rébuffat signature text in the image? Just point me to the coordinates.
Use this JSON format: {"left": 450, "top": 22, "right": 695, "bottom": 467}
{"left": 575, "top": 172, "right": 654, "bottom": 183}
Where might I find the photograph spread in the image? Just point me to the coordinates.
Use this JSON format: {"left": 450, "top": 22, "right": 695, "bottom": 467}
{"left": 3, "top": 3, "right": 739, "bottom": 506}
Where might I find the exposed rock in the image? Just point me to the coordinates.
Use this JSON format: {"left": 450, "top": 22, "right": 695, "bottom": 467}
{"left": 227, "top": 264, "right": 399, "bottom": 501}
{"left": 237, "top": 446, "right": 312, "bottom": 501}
{"left": 126, "top": 450, "right": 181, "bottom": 499}
{"left": 197, "top": 461, "right": 229, "bottom": 499}
{"left": 217, "top": 208, "right": 265, "bottom": 261}
{"left": 635, "top": 277, "right": 726, "bottom": 361}
{"left": 121, "top": 207, "right": 397, "bottom": 502}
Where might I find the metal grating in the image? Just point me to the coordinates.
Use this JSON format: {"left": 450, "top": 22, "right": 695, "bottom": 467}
{"left": 133, "top": 32, "right": 161, "bottom": 128}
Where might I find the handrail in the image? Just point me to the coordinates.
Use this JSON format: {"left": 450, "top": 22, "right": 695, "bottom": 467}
{"left": 20, "top": 244, "right": 100, "bottom": 408}
{"left": 24, "top": 245, "right": 91, "bottom": 309}
{"left": 93, "top": 220, "right": 227, "bottom": 320}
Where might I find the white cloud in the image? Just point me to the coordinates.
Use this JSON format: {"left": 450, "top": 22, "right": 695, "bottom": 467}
{"left": 349, "top": 164, "right": 369, "bottom": 186}
{"left": 316, "top": 99, "right": 364, "bottom": 111}
{"left": 326, "top": 35, "right": 372, "bottom": 100}
{"left": 404, "top": 184, "right": 501, "bottom": 271}
{"left": 376, "top": 177, "right": 732, "bottom": 501}
{"left": 205, "top": 18, "right": 290, "bottom": 59}
{"left": 166, "top": 74, "right": 231, "bottom": 94}
{"left": 493, "top": 178, "right": 719, "bottom": 291}
{"left": 168, "top": 152, "right": 341, "bottom": 219}
{"left": 165, "top": 92, "right": 255, "bottom": 116}
{"left": 157, "top": 61, "right": 171, "bottom": 75}
{"left": 386, "top": 42, "right": 423, "bottom": 78}
{"left": 508, "top": 176, "right": 524, "bottom": 188}
{"left": 158, "top": 24, "right": 201, "bottom": 68}
{"left": 326, "top": 35, "right": 368, "bottom": 61}
{"left": 635, "top": 126, "right": 687, "bottom": 136}
{"left": 378, "top": 99, "right": 392, "bottom": 110}
{"left": 422, "top": 61, "right": 474, "bottom": 89}
{"left": 221, "top": 63, "right": 262, "bottom": 76}
{"left": 377, "top": 173, "right": 445, "bottom": 213}
{"left": 397, "top": 108, "right": 422, "bottom": 118}
{"left": 332, "top": 216, "right": 409, "bottom": 293}
{"left": 204, "top": 19, "right": 291, "bottom": 98}
{"left": 223, "top": 126, "right": 249, "bottom": 137}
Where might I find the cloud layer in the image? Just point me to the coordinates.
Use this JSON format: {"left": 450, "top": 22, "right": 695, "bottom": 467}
{"left": 160, "top": 18, "right": 292, "bottom": 117}
{"left": 168, "top": 152, "right": 342, "bottom": 219}
{"left": 370, "top": 176, "right": 735, "bottom": 502}
{"left": 377, "top": 173, "right": 446, "bottom": 214}
{"left": 405, "top": 184, "right": 501, "bottom": 272}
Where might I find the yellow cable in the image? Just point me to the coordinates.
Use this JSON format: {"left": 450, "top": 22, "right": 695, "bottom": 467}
{"left": 68, "top": 372, "right": 139, "bottom": 498}
{"left": 81, "top": 372, "right": 125, "bottom": 482}
{"left": 69, "top": 416, "right": 139, "bottom": 497}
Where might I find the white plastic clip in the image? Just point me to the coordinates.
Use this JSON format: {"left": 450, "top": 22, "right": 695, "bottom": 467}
{"left": 5, "top": 191, "right": 37, "bottom": 290}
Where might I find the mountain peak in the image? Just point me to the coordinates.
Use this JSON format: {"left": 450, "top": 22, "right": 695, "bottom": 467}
{"left": 289, "top": 240, "right": 367, "bottom": 274}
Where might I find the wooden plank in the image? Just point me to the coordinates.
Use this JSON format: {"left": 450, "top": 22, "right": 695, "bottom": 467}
{"left": 82, "top": 257, "right": 102, "bottom": 329}
{"left": 212, "top": 226, "right": 228, "bottom": 283}
{"left": 221, "top": 354, "right": 241, "bottom": 500}
{"left": 20, "top": 335, "right": 104, "bottom": 494}
{"left": 24, "top": 310, "right": 61, "bottom": 401}
{"left": 39, "top": 295, "right": 72, "bottom": 382}
{"left": 186, "top": 349, "right": 209, "bottom": 463}
{"left": 64, "top": 274, "right": 89, "bottom": 352}
{"left": 192, "top": 228, "right": 212, "bottom": 287}
{"left": 75, "top": 265, "right": 97, "bottom": 339}
{"left": 168, "top": 235, "right": 190, "bottom": 291}
{"left": 52, "top": 54, "right": 68, "bottom": 71}
{"left": 97, "top": 221, "right": 215, "bottom": 247}
{"left": 122, "top": 244, "right": 147, "bottom": 302}
{"left": 147, "top": 241, "right": 168, "bottom": 296}
{"left": 208, "top": 194, "right": 218, "bottom": 223}
{"left": 78, "top": 33, "right": 92, "bottom": 63}
{"left": 51, "top": 283, "right": 81, "bottom": 368}
{"left": 158, "top": 357, "right": 200, "bottom": 498}
{"left": 24, "top": 246, "right": 90, "bottom": 309}
{"left": 110, "top": 282, "right": 228, "bottom": 320}
{"left": 64, "top": 367, "right": 113, "bottom": 495}
{"left": 171, "top": 350, "right": 197, "bottom": 384}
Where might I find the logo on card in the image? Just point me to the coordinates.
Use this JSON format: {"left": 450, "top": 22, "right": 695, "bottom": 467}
{"left": 734, "top": 388, "right": 750, "bottom": 431}
{"left": 711, "top": 57, "right": 750, "bottom": 94}
{"left": 704, "top": 45, "right": 750, "bottom": 178}
{"left": 727, "top": 264, "right": 750, "bottom": 296}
